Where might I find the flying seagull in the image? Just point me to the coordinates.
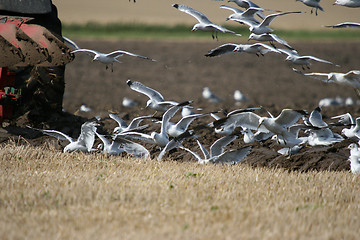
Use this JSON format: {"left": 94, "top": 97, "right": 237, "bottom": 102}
{"left": 234, "top": 11, "right": 302, "bottom": 35}
{"left": 127, "top": 79, "right": 179, "bottom": 111}
{"left": 172, "top": 4, "right": 242, "bottom": 40}
{"left": 324, "top": 22, "right": 360, "bottom": 28}
{"left": 71, "top": 49, "right": 156, "bottom": 72}
{"left": 28, "top": 122, "right": 99, "bottom": 153}
{"left": 248, "top": 33, "right": 294, "bottom": 50}
{"left": 278, "top": 48, "right": 339, "bottom": 69}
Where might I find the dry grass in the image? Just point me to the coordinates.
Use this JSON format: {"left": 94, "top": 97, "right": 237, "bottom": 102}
{"left": 0, "top": 141, "right": 359, "bottom": 240}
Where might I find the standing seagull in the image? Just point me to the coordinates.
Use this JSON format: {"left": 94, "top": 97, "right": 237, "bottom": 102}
{"left": 71, "top": 49, "right": 156, "bottom": 72}
{"left": 127, "top": 79, "right": 179, "bottom": 111}
{"left": 296, "top": 0, "right": 324, "bottom": 15}
{"left": 172, "top": 4, "right": 241, "bottom": 40}
{"left": 234, "top": 11, "right": 301, "bottom": 35}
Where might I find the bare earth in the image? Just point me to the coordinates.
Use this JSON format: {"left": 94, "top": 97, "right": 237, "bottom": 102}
{"left": 2, "top": 38, "right": 360, "bottom": 172}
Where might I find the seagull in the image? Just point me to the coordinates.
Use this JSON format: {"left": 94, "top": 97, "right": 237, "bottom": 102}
{"left": 332, "top": 113, "right": 360, "bottom": 139}
{"left": 29, "top": 122, "right": 99, "bottom": 153}
{"left": 71, "top": 49, "right": 156, "bottom": 72}
{"left": 172, "top": 4, "right": 242, "bottom": 40}
{"left": 202, "top": 87, "right": 222, "bottom": 103}
{"left": 308, "top": 106, "right": 328, "bottom": 128}
{"left": 333, "top": 0, "right": 360, "bottom": 8}
{"left": 180, "top": 135, "right": 251, "bottom": 165}
{"left": 234, "top": 11, "right": 302, "bottom": 35}
{"left": 167, "top": 113, "right": 209, "bottom": 138}
{"left": 278, "top": 48, "right": 339, "bottom": 69}
{"left": 348, "top": 143, "right": 360, "bottom": 174}
{"left": 220, "top": 5, "right": 261, "bottom": 24}
{"left": 257, "top": 109, "right": 307, "bottom": 141}
{"left": 115, "top": 101, "right": 191, "bottom": 148}
{"left": 324, "top": 22, "right": 360, "bottom": 28}
{"left": 96, "top": 132, "right": 149, "bottom": 158}
{"left": 205, "top": 43, "right": 279, "bottom": 57}
{"left": 227, "top": 0, "right": 267, "bottom": 19}
{"left": 234, "top": 90, "right": 248, "bottom": 104}
{"left": 109, "top": 113, "right": 153, "bottom": 134}
{"left": 79, "top": 104, "right": 93, "bottom": 113}
{"left": 300, "top": 70, "right": 360, "bottom": 94}
{"left": 306, "top": 127, "right": 344, "bottom": 146}
{"left": 296, "top": 0, "right": 324, "bottom": 15}
{"left": 248, "top": 33, "right": 294, "bottom": 50}
{"left": 211, "top": 108, "right": 266, "bottom": 135}
{"left": 122, "top": 97, "right": 138, "bottom": 108}
{"left": 127, "top": 79, "right": 178, "bottom": 111}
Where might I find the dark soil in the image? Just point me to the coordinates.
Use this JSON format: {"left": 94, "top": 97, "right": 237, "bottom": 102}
{"left": 2, "top": 39, "right": 360, "bottom": 172}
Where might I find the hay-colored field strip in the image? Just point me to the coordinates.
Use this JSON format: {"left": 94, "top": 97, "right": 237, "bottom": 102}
{"left": 0, "top": 141, "right": 359, "bottom": 239}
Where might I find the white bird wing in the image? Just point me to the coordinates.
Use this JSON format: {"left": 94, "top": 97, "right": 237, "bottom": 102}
{"left": 95, "top": 132, "right": 111, "bottom": 147}
{"left": 344, "top": 70, "right": 360, "bottom": 80}
{"left": 259, "top": 12, "right": 301, "bottom": 28}
{"left": 205, "top": 43, "right": 239, "bottom": 57}
{"left": 172, "top": 4, "right": 212, "bottom": 24}
{"left": 106, "top": 50, "right": 156, "bottom": 61}
{"left": 196, "top": 140, "right": 210, "bottom": 160}
{"left": 268, "top": 34, "right": 294, "bottom": 49}
{"left": 29, "top": 127, "right": 74, "bottom": 143}
{"left": 63, "top": 36, "right": 81, "bottom": 50}
{"left": 161, "top": 101, "right": 191, "bottom": 135}
{"left": 71, "top": 48, "right": 99, "bottom": 56}
{"left": 331, "top": 113, "right": 354, "bottom": 125}
{"left": 115, "top": 131, "right": 154, "bottom": 144}
{"left": 77, "top": 122, "right": 98, "bottom": 152}
{"left": 275, "top": 109, "right": 306, "bottom": 128}
{"left": 127, "top": 114, "right": 154, "bottom": 129}
{"left": 326, "top": 22, "right": 360, "bottom": 28}
{"left": 126, "top": 79, "right": 164, "bottom": 102}
{"left": 116, "top": 138, "right": 150, "bottom": 158}
{"left": 300, "top": 55, "right": 336, "bottom": 65}
{"left": 241, "top": 7, "right": 263, "bottom": 18}
{"left": 220, "top": 5, "right": 244, "bottom": 13}
{"left": 157, "top": 139, "right": 181, "bottom": 161}
{"left": 109, "top": 113, "right": 129, "bottom": 128}
{"left": 210, "top": 135, "right": 237, "bottom": 158}
{"left": 278, "top": 48, "right": 299, "bottom": 57}
{"left": 212, "top": 146, "right": 251, "bottom": 165}
{"left": 250, "top": 43, "right": 279, "bottom": 53}
{"left": 179, "top": 145, "right": 203, "bottom": 162}
{"left": 174, "top": 113, "right": 208, "bottom": 131}
{"left": 303, "top": 72, "right": 329, "bottom": 82}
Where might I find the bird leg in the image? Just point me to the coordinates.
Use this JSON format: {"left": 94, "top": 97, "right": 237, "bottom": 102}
{"left": 270, "top": 41, "right": 276, "bottom": 49}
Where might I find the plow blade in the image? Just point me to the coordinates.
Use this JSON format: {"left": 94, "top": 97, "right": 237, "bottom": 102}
{"left": 0, "top": 23, "right": 47, "bottom": 67}
{"left": 0, "top": 20, "right": 74, "bottom": 67}
{"left": 19, "top": 24, "right": 74, "bottom": 67}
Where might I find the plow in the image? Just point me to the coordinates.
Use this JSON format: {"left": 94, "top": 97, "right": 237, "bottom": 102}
{"left": 0, "top": 15, "right": 74, "bottom": 123}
